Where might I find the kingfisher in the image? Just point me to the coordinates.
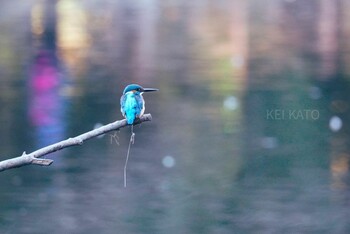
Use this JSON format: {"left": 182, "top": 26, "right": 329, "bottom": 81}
{"left": 120, "top": 84, "right": 158, "bottom": 124}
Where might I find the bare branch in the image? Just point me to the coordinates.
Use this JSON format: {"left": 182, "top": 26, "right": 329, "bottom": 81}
{"left": 0, "top": 114, "right": 152, "bottom": 172}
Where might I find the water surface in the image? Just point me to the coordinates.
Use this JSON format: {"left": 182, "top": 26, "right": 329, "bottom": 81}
{"left": 1, "top": 0, "right": 350, "bottom": 233}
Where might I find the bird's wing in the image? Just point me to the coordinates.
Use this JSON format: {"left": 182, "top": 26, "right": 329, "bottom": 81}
{"left": 134, "top": 94, "right": 144, "bottom": 117}
{"left": 120, "top": 94, "right": 126, "bottom": 117}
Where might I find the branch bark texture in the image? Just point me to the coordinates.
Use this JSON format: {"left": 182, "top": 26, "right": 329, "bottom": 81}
{"left": 0, "top": 114, "right": 152, "bottom": 172}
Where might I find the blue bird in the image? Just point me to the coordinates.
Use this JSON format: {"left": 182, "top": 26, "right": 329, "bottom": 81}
{"left": 120, "top": 84, "right": 158, "bottom": 124}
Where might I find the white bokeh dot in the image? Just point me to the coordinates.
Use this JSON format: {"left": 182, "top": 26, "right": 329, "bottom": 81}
{"left": 162, "top": 155, "right": 175, "bottom": 168}
{"left": 329, "top": 116, "right": 342, "bottom": 132}
{"left": 223, "top": 96, "right": 239, "bottom": 111}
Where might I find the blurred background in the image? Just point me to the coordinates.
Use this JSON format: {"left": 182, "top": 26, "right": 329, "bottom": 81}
{"left": 0, "top": 0, "right": 350, "bottom": 233}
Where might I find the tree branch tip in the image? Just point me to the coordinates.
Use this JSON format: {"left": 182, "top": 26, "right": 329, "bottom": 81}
{"left": 31, "top": 158, "right": 54, "bottom": 166}
{"left": 142, "top": 113, "right": 152, "bottom": 121}
{"left": 133, "top": 114, "right": 152, "bottom": 125}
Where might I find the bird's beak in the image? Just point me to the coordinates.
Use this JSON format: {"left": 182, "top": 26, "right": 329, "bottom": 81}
{"left": 143, "top": 88, "right": 159, "bottom": 92}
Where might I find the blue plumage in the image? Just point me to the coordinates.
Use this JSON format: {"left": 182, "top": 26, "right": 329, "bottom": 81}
{"left": 120, "top": 84, "right": 158, "bottom": 124}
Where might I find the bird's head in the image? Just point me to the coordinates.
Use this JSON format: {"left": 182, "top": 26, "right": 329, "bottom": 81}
{"left": 123, "top": 84, "right": 159, "bottom": 94}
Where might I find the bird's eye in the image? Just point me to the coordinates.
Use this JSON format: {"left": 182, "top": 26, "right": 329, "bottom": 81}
{"left": 137, "top": 88, "right": 141, "bottom": 91}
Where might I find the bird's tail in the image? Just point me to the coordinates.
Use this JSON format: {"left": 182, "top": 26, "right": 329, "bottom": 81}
{"left": 126, "top": 113, "right": 136, "bottom": 124}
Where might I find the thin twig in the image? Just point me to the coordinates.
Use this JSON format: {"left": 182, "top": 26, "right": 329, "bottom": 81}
{"left": 124, "top": 125, "right": 135, "bottom": 187}
{"left": 0, "top": 114, "right": 152, "bottom": 172}
{"left": 110, "top": 131, "right": 120, "bottom": 145}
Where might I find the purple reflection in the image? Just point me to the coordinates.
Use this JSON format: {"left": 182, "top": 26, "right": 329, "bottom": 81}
{"left": 28, "top": 50, "right": 67, "bottom": 157}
